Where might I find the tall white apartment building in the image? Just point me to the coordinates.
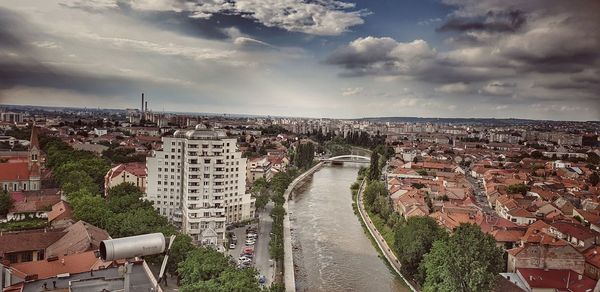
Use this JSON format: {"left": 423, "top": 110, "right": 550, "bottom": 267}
{"left": 145, "top": 125, "right": 255, "bottom": 245}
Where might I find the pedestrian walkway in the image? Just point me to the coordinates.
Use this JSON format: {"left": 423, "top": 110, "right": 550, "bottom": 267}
{"left": 356, "top": 179, "right": 418, "bottom": 292}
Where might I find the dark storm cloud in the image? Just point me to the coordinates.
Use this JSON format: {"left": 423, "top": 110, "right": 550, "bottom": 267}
{"left": 437, "top": 9, "right": 526, "bottom": 33}
{"left": 507, "top": 51, "right": 599, "bottom": 74}
{"left": 0, "top": 59, "right": 140, "bottom": 95}
{"left": 0, "top": 6, "right": 163, "bottom": 97}
{"left": 0, "top": 8, "right": 31, "bottom": 51}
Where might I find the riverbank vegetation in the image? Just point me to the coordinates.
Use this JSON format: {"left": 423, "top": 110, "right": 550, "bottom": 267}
{"left": 41, "top": 137, "right": 281, "bottom": 291}
{"left": 355, "top": 144, "right": 504, "bottom": 292}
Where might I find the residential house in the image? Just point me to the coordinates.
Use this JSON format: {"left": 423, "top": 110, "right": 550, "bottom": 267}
{"left": 104, "top": 162, "right": 147, "bottom": 196}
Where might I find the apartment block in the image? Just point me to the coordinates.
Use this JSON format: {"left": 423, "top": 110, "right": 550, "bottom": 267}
{"left": 145, "top": 125, "right": 255, "bottom": 245}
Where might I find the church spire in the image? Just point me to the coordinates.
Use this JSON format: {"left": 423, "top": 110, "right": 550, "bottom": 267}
{"left": 30, "top": 125, "right": 39, "bottom": 151}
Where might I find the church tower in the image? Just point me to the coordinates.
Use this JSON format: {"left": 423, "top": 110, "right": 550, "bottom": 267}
{"left": 28, "top": 126, "right": 41, "bottom": 190}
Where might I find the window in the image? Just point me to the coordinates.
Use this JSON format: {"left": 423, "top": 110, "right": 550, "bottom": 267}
{"left": 21, "top": 252, "right": 33, "bottom": 262}
{"left": 6, "top": 254, "right": 17, "bottom": 263}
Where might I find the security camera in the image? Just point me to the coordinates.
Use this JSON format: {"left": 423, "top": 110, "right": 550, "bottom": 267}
{"left": 100, "top": 233, "right": 166, "bottom": 261}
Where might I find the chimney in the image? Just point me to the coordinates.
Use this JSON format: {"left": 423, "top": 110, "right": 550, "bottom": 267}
{"left": 145, "top": 101, "right": 148, "bottom": 113}
{"left": 141, "top": 93, "right": 144, "bottom": 114}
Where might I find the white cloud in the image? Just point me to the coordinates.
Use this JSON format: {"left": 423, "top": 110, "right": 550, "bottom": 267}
{"left": 62, "top": 0, "right": 366, "bottom": 36}
{"left": 80, "top": 33, "right": 237, "bottom": 62}
{"left": 479, "top": 81, "right": 515, "bottom": 96}
{"left": 434, "top": 82, "right": 471, "bottom": 94}
{"left": 341, "top": 87, "right": 364, "bottom": 96}
{"left": 327, "top": 37, "right": 436, "bottom": 76}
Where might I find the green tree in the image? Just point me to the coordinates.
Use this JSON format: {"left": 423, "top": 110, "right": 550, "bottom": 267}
{"left": 165, "top": 233, "right": 194, "bottom": 276}
{"left": 61, "top": 170, "right": 99, "bottom": 197}
{"left": 106, "top": 208, "right": 170, "bottom": 238}
{"left": 363, "top": 180, "right": 386, "bottom": 207}
{"left": 588, "top": 152, "right": 600, "bottom": 165}
{"left": 0, "top": 191, "right": 14, "bottom": 216}
{"left": 70, "top": 191, "right": 113, "bottom": 228}
{"left": 251, "top": 178, "right": 270, "bottom": 210}
{"left": 393, "top": 216, "right": 447, "bottom": 283}
{"left": 422, "top": 224, "right": 503, "bottom": 292}
{"left": 368, "top": 150, "right": 381, "bottom": 180}
{"left": 589, "top": 172, "right": 599, "bottom": 186}
{"left": 108, "top": 182, "right": 142, "bottom": 197}
{"left": 530, "top": 150, "right": 543, "bottom": 159}
{"left": 178, "top": 247, "right": 231, "bottom": 284}
{"left": 506, "top": 183, "right": 529, "bottom": 195}
{"left": 295, "top": 142, "right": 315, "bottom": 169}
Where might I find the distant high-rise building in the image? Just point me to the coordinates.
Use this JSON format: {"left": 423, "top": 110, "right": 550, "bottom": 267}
{"left": 145, "top": 125, "right": 255, "bottom": 245}
{"left": 0, "top": 112, "right": 24, "bottom": 124}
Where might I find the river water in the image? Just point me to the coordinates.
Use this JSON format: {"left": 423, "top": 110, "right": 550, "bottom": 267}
{"left": 289, "top": 163, "right": 409, "bottom": 292}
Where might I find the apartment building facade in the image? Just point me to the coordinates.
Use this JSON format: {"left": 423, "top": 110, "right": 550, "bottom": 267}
{"left": 145, "top": 125, "right": 255, "bottom": 245}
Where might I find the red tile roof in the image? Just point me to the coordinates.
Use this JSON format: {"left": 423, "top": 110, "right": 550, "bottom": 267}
{"left": 551, "top": 221, "right": 599, "bottom": 241}
{"left": 583, "top": 246, "right": 600, "bottom": 268}
{"left": 9, "top": 251, "right": 110, "bottom": 280}
{"left": 0, "top": 162, "right": 30, "bottom": 181}
{"left": 517, "top": 268, "right": 596, "bottom": 292}
{"left": 0, "top": 230, "right": 66, "bottom": 256}
{"left": 108, "top": 162, "right": 146, "bottom": 179}
{"left": 47, "top": 201, "right": 73, "bottom": 223}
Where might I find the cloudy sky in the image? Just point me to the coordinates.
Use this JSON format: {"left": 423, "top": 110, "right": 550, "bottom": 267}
{"left": 0, "top": 0, "right": 598, "bottom": 121}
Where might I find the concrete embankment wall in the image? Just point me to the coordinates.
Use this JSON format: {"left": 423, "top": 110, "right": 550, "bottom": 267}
{"left": 283, "top": 162, "right": 324, "bottom": 292}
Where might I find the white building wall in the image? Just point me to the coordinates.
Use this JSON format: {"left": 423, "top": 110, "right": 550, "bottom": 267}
{"left": 145, "top": 128, "right": 255, "bottom": 245}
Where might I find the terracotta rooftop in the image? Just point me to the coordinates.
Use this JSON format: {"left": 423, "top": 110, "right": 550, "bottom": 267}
{"left": 0, "top": 162, "right": 30, "bottom": 181}
{"left": 583, "top": 246, "right": 600, "bottom": 268}
{"left": 491, "top": 229, "right": 526, "bottom": 243}
{"left": 550, "top": 221, "right": 599, "bottom": 241}
{"left": 47, "top": 201, "right": 73, "bottom": 223}
{"left": 517, "top": 268, "right": 596, "bottom": 292}
{"left": 0, "top": 229, "right": 66, "bottom": 256}
{"left": 9, "top": 251, "right": 112, "bottom": 280}
{"left": 108, "top": 162, "right": 146, "bottom": 179}
{"left": 45, "top": 221, "right": 110, "bottom": 257}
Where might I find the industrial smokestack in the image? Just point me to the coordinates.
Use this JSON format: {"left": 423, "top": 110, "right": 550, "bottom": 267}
{"left": 141, "top": 93, "right": 145, "bottom": 114}
{"left": 145, "top": 101, "right": 148, "bottom": 113}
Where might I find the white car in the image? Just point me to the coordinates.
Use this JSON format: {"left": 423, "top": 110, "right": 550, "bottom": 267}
{"left": 239, "top": 257, "right": 252, "bottom": 263}
{"left": 229, "top": 243, "right": 236, "bottom": 249}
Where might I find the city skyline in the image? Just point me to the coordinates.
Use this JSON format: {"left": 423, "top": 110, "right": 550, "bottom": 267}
{"left": 0, "top": 0, "right": 599, "bottom": 121}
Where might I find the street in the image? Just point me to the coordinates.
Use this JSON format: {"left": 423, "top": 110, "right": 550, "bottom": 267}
{"left": 465, "top": 173, "right": 495, "bottom": 214}
{"left": 226, "top": 202, "right": 275, "bottom": 288}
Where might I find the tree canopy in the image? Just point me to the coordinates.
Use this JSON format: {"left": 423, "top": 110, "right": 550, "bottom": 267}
{"left": 0, "top": 191, "right": 14, "bottom": 216}
{"left": 393, "top": 216, "right": 447, "bottom": 283}
{"left": 422, "top": 224, "right": 503, "bottom": 292}
{"left": 178, "top": 247, "right": 264, "bottom": 292}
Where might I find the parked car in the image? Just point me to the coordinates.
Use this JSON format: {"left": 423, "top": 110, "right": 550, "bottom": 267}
{"left": 229, "top": 243, "right": 236, "bottom": 249}
{"left": 247, "top": 233, "right": 257, "bottom": 239}
{"left": 258, "top": 275, "right": 266, "bottom": 284}
{"left": 231, "top": 234, "right": 237, "bottom": 241}
{"left": 239, "top": 256, "right": 252, "bottom": 263}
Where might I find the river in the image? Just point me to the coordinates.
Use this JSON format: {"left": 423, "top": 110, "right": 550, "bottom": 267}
{"left": 289, "top": 163, "right": 409, "bottom": 292}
